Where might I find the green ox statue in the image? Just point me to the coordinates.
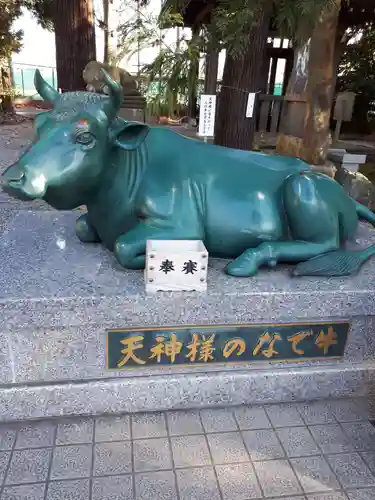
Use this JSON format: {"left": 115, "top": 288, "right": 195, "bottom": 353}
{"left": 2, "top": 70, "right": 375, "bottom": 277}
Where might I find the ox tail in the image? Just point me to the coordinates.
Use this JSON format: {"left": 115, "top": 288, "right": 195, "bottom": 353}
{"left": 293, "top": 202, "right": 375, "bottom": 277}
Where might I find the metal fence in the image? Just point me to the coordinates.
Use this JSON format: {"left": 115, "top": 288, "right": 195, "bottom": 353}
{"left": 9, "top": 63, "right": 57, "bottom": 97}
{"left": 4, "top": 62, "right": 285, "bottom": 100}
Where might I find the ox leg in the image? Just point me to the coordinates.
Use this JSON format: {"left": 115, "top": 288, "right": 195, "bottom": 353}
{"left": 114, "top": 222, "right": 200, "bottom": 269}
{"left": 226, "top": 173, "right": 340, "bottom": 277}
{"left": 75, "top": 213, "right": 101, "bottom": 243}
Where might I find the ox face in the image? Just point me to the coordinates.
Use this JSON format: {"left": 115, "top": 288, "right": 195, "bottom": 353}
{"left": 1, "top": 69, "right": 124, "bottom": 210}
{"left": 3, "top": 112, "right": 110, "bottom": 209}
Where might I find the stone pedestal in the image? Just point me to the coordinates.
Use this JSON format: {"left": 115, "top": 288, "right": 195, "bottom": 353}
{"left": 328, "top": 149, "right": 367, "bottom": 173}
{"left": 0, "top": 210, "right": 375, "bottom": 422}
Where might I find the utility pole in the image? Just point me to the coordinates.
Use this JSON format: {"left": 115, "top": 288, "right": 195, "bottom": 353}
{"left": 137, "top": 0, "right": 140, "bottom": 77}
{"left": 176, "top": 26, "right": 180, "bottom": 52}
{"left": 158, "top": 0, "right": 162, "bottom": 98}
{"left": 103, "top": 0, "right": 109, "bottom": 63}
{"left": 103, "top": 0, "right": 118, "bottom": 65}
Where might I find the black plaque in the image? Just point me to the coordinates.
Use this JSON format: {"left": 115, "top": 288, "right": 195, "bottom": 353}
{"left": 106, "top": 321, "right": 350, "bottom": 369}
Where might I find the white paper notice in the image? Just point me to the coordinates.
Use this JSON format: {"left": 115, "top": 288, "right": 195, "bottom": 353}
{"left": 198, "top": 94, "right": 217, "bottom": 137}
{"left": 246, "top": 93, "right": 256, "bottom": 118}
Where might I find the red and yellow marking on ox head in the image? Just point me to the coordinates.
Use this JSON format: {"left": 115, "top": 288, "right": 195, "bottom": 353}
{"left": 76, "top": 118, "right": 89, "bottom": 131}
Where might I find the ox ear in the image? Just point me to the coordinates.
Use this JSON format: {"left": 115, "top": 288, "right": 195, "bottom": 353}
{"left": 112, "top": 122, "right": 150, "bottom": 151}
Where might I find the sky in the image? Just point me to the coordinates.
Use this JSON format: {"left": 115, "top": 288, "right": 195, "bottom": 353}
{"left": 12, "top": 10, "right": 56, "bottom": 68}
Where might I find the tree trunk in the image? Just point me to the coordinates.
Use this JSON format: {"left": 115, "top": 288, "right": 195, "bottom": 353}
{"left": 276, "top": 0, "right": 341, "bottom": 164}
{"left": 54, "top": 0, "right": 96, "bottom": 92}
{"left": 301, "top": 0, "right": 342, "bottom": 165}
{"left": 214, "top": 5, "right": 271, "bottom": 149}
{"left": 0, "top": 64, "right": 13, "bottom": 112}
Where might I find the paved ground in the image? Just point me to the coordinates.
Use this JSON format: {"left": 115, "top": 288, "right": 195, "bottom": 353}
{"left": 0, "top": 399, "right": 373, "bottom": 499}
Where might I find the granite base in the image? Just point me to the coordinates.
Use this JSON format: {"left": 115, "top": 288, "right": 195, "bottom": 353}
{"left": 0, "top": 210, "right": 375, "bottom": 421}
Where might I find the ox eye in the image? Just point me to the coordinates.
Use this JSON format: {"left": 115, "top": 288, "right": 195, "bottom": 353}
{"left": 76, "top": 132, "right": 95, "bottom": 146}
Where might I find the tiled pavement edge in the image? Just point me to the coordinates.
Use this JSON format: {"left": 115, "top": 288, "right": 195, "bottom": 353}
{"left": 0, "top": 399, "right": 373, "bottom": 499}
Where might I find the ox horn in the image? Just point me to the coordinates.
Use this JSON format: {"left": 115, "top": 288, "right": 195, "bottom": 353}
{"left": 101, "top": 69, "right": 123, "bottom": 122}
{"left": 34, "top": 69, "right": 59, "bottom": 104}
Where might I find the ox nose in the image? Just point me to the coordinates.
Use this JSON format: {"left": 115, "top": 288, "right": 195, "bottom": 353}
{"left": 1, "top": 163, "right": 32, "bottom": 201}
{"left": 1, "top": 163, "right": 25, "bottom": 185}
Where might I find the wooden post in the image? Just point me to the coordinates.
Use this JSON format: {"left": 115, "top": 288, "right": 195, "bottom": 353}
{"left": 282, "top": 51, "right": 293, "bottom": 94}
{"left": 268, "top": 56, "right": 278, "bottom": 94}
{"left": 187, "top": 25, "right": 200, "bottom": 122}
{"left": 333, "top": 118, "right": 342, "bottom": 144}
{"left": 204, "top": 46, "right": 219, "bottom": 94}
{"left": 259, "top": 42, "right": 272, "bottom": 94}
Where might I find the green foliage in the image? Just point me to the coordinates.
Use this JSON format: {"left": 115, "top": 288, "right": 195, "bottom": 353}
{"left": 116, "top": 9, "right": 158, "bottom": 65}
{"left": 116, "top": 2, "right": 184, "bottom": 65}
{"left": 118, "top": 0, "right": 340, "bottom": 115}
{"left": 208, "top": 0, "right": 266, "bottom": 55}
{"left": 23, "top": 0, "right": 54, "bottom": 31}
{"left": 337, "top": 23, "right": 375, "bottom": 98}
{"left": 273, "top": 0, "right": 340, "bottom": 43}
{"left": 141, "top": 41, "right": 198, "bottom": 114}
{"left": 208, "top": 0, "right": 341, "bottom": 57}
{"left": 0, "top": 0, "right": 53, "bottom": 63}
{"left": 117, "top": 0, "right": 189, "bottom": 116}
{"left": 146, "top": 95, "right": 172, "bottom": 117}
{"left": 0, "top": 0, "right": 24, "bottom": 59}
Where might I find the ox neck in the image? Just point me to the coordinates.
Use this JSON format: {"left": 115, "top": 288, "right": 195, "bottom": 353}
{"left": 86, "top": 140, "right": 148, "bottom": 216}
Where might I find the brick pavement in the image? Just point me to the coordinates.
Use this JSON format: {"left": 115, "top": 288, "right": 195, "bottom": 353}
{"left": 0, "top": 399, "right": 373, "bottom": 499}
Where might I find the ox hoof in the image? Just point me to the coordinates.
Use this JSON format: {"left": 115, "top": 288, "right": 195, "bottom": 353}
{"left": 75, "top": 214, "right": 100, "bottom": 243}
{"left": 225, "top": 260, "right": 258, "bottom": 277}
{"left": 114, "top": 238, "right": 145, "bottom": 270}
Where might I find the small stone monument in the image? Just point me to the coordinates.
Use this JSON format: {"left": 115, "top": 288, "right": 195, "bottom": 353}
{"left": 83, "top": 61, "right": 147, "bottom": 122}
{"left": 333, "top": 91, "right": 356, "bottom": 144}
{"left": 83, "top": 60, "right": 139, "bottom": 96}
